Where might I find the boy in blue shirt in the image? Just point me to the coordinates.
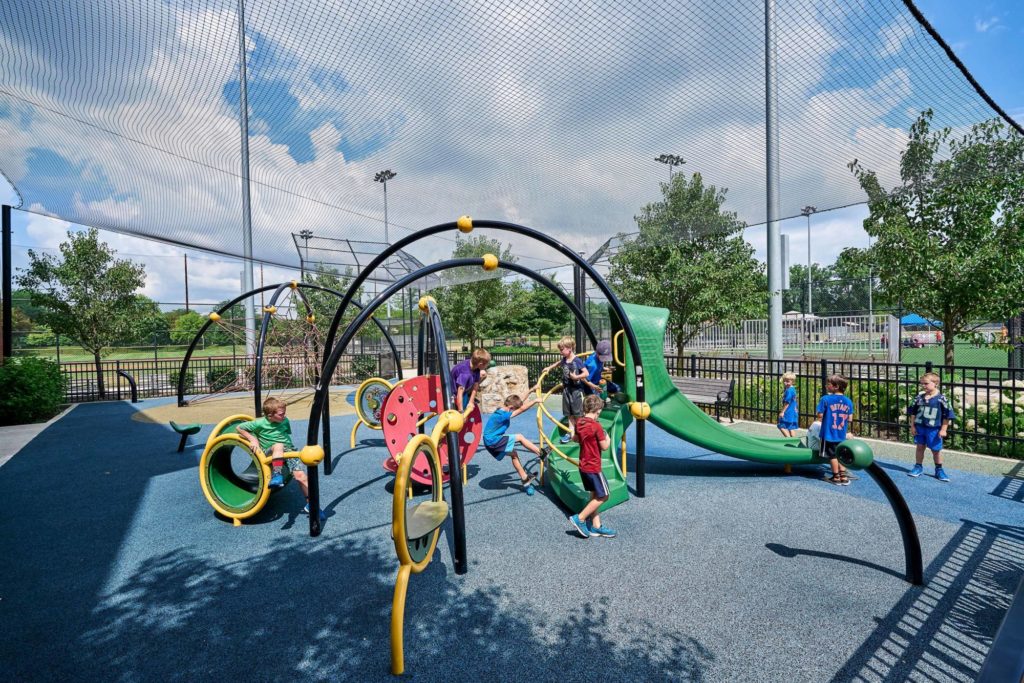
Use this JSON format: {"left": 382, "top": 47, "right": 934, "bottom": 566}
{"left": 482, "top": 391, "right": 551, "bottom": 495}
{"left": 907, "top": 372, "right": 955, "bottom": 482}
{"left": 777, "top": 371, "right": 799, "bottom": 437}
{"left": 815, "top": 375, "right": 855, "bottom": 486}
{"left": 582, "top": 340, "right": 621, "bottom": 398}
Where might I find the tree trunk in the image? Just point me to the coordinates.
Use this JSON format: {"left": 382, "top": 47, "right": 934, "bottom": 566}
{"left": 674, "top": 329, "right": 685, "bottom": 356}
{"left": 943, "top": 317, "right": 955, "bottom": 368}
{"left": 94, "top": 351, "right": 106, "bottom": 399}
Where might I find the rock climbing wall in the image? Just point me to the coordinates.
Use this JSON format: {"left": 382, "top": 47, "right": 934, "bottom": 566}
{"left": 479, "top": 365, "right": 530, "bottom": 413}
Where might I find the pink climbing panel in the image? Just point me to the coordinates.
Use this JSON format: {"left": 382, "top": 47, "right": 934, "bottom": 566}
{"left": 381, "top": 375, "right": 482, "bottom": 486}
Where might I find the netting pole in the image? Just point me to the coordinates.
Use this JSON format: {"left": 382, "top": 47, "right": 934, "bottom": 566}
{"left": 236, "top": 0, "right": 256, "bottom": 358}
{"left": 2, "top": 205, "right": 11, "bottom": 360}
{"left": 765, "top": 0, "right": 783, "bottom": 361}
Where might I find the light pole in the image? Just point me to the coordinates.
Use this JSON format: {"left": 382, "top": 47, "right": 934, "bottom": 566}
{"left": 655, "top": 154, "right": 685, "bottom": 182}
{"left": 801, "top": 206, "right": 816, "bottom": 316}
{"left": 374, "top": 169, "right": 397, "bottom": 245}
{"left": 299, "top": 229, "right": 313, "bottom": 280}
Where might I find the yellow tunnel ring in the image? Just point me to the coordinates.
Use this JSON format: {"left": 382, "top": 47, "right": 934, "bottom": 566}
{"left": 457, "top": 215, "right": 473, "bottom": 232}
{"left": 299, "top": 444, "right": 325, "bottom": 466}
{"left": 481, "top": 254, "right": 499, "bottom": 271}
{"left": 630, "top": 402, "right": 651, "bottom": 420}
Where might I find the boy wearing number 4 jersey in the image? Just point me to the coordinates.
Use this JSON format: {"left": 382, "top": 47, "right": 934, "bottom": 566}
{"left": 907, "top": 372, "right": 955, "bottom": 482}
{"left": 815, "top": 375, "right": 855, "bottom": 486}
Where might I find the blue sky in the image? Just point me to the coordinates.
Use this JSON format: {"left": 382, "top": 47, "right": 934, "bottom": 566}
{"left": 2, "top": 0, "right": 1021, "bottom": 310}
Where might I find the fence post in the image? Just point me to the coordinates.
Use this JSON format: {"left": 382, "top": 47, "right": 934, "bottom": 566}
{"left": 56, "top": 334, "right": 61, "bottom": 364}
{"left": 925, "top": 361, "right": 933, "bottom": 374}
{"left": 153, "top": 332, "right": 159, "bottom": 362}
{"left": 690, "top": 354, "right": 697, "bottom": 378}
{"left": 116, "top": 360, "right": 122, "bottom": 400}
{"left": 820, "top": 357, "right": 828, "bottom": 393}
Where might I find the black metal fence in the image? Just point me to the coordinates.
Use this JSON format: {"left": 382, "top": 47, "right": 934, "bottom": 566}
{"left": 665, "top": 355, "right": 1024, "bottom": 459}
{"left": 60, "top": 353, "right": 396, "bottom": 403}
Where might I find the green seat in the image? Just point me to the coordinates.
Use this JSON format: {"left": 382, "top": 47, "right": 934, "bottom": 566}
{"left": 170, "top": 421, "right": 202, "bottom": 452}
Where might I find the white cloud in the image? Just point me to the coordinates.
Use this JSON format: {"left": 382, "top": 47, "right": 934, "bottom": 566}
{"left": 975, "top": 16, "right": 1002, "bottom": 33}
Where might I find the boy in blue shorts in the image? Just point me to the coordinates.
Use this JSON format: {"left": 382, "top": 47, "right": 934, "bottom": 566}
{"left": 777, "top": 371, "right": 798, "bottom": 437}
{"left": 907, "top": 372, "right": 954, "bottom": 482}
{"left": 568, "top": 394, "right": 616, "bottom": 538}
{"left": 815, "top": 375, "right": 855, "bottom": 486}
{"left": 482, "top": 391, "right": 551, "bottom": 495}
{"left": 236, "top": 397, "right": 324, "bottom": 521}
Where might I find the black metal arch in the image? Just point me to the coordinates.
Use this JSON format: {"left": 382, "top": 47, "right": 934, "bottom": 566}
{"left": 317, "top": 218, "right": 648, "bottom": 498}
{"left": 176, "top": 282, "right": 402, "bottom": 410}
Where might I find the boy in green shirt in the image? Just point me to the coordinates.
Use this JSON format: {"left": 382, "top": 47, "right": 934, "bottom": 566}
{"left": 236, "top": 397, "right": 324, "bottom": 521}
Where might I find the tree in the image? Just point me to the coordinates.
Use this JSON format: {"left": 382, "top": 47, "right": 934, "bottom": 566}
{"left": 302, "top": 264, "right": 377, "bottom": 340}
{"left": 17, "top": 228, "right": 149, "bottom": 398}
{"left": 608, "top": 171, "right": 765, "bottom": 350}
{"left": 529, "top": 276, "right": 573, "bottom": 340}
{"left": 432, "top": 235, "right": 520, "bottom": 349}
{"left": 849, "top": 110, "right": 1024, "bottom": 366}
{"left": 170, "top": 311, "right": 207, "bottom": 345}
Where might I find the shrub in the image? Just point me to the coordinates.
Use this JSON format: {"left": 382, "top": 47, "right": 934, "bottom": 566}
{"left": 0, "top": 357, "right": 66, "bottom": 425}
{"left": 263, "top": 363, "right": 296, "bottom": 389}
{"left": 206, "top": 367, "right": 238, "bottom": 392}
{"left": 353, "top": 354, "right": 379, "bottom": 381}
{"left": 170, "top": 370, "right": 194, "bottom": 392}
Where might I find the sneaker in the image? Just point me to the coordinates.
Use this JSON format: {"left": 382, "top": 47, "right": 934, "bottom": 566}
{"left": 539, "top": 445, "right": 551, "bottom": 462}
{"left": 302, "top": 503, "right": 327, "bottom": 522}
{"left": 560, "top": 433, "right": 573, "bottom": 444}
{"left": 935, "top": 467, "right": 950, "bottom": 483}
{"left": 525, "top": 484, "right": 535, "bottom": 496}
{"left": 908, "top": 464, "right": 924, "bottom": 478}
{"left": 569, "top": 514, "right": 590, "bottom": 538}
{"left": 268, "top": 473, "right": 285, "bottom": 489}
{"left": 588, "top": 522, "right": 617, "bottom": 538}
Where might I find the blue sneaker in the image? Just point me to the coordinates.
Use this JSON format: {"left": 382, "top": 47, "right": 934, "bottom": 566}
{"left": 569, "top": 514, "right": 590, "bottom": 538}
{"left": 524, "top": 482, "right": 535, "bottom": 496}
{"left": 560, "top": 433, "right": 573, "bottom": 444}
{"left": 935, "top": 467, "right": 950, "bottom": 483}
{"left": 907, "top": 464, "right": 924, "bottom": 478}
{"left": 268, "top": 473, "right": 285, "bottom": 489}
{"left": 302, "top": 503, "right": 327, "bottom": 522}
{"left": 588, "top": 522, "right": 617, "bottom": 538}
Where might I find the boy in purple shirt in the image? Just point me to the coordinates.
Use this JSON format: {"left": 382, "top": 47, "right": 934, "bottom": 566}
{"left": 815, "top": 374, "right": 855, "bottom": 486}
{"left": 450, "top": 347, "right": 491, "bottom": 412}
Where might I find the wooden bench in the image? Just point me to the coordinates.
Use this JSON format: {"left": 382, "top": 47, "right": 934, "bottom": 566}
{"left": 671, "top": 376, "right": 735, "bottom": 422}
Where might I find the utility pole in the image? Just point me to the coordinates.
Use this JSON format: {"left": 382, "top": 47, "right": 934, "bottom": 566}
{"left": 801, "top": 206, "right": 816, "bottom": 316}
{"left": 184, "top": 254, "right": 190, "bottom": 311}
{"left": 765, "top": 0, "right": 783, "bottom": 361}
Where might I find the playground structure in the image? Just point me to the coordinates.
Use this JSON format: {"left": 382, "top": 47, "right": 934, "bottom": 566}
{"left": 196, "top": 413, "right": 324, "bottom": 526}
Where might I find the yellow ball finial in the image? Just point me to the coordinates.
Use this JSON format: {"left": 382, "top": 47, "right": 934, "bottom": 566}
{"left": 630, "top": 402, "right": 651, "bottom": 420}
{"left": 443, "top": 410, "right": 465, "bottom": 433}
{"left": 457, "top": 215, "right": 473, "bottom": 233}
{"left": 481, "top": 254, "right": 499, "bottom": 271}
{"left": 299, "top": 444, "right": 325, "bottom": 466}
{"left": 306, "top": 314, "right": 316, "bottom": 324}
{"left": 418, "top": 296, "right": 437, "bottom": 314}
{"left": 263, "top": 305, "right": 277, "bottom": 315}
{"left": 289, "top": 280, "right": 299, "bottom": 289}
{"left": 208, "top": 312, "right": 221, "bottom": 322}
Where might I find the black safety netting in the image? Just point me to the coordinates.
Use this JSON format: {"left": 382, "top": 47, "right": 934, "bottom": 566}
{"left": 0, "top": 0, "right": 1018, "bottom": 272}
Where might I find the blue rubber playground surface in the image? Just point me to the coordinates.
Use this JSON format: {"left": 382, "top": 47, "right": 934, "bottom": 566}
{"left": 1, "top": 396, "right": 1022, "bottom": 682}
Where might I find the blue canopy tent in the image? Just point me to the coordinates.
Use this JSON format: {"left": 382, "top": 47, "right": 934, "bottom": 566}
{"left": 900, "top": 314, "right": 941, "bottom": 328}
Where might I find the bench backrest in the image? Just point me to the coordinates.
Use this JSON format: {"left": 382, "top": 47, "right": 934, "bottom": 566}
{"left": 672, "top": 376, "right": 734, "bottom": 399}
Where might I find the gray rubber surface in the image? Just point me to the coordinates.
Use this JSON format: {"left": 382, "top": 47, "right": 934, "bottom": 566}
{"left": 0, "top": 398, "right": 1021, "bottom": 682}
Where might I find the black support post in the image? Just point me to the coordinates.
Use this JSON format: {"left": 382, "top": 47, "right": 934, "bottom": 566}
{"left": 573, "top": 261, "right": 584, "bottom": 352}
{"left": 2, "top": 205, "right": 11, "bottom": 360}
{"left": 864, "top": 462, "right": 924, "bottom": 585}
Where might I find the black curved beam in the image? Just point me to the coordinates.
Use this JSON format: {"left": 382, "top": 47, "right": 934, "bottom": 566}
{"left": 423, "top": 298, "right": 468, "bottom": 575}
{"left": 317, "top": 219, "right": 647, "bottom": 496}
{"left": 864, "top": 462, "right": 925, "bottom": 585}
{"left": 176, "top": 283, "right": 401, "bottom": 407}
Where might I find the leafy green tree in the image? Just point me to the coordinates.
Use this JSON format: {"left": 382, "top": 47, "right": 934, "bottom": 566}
{"left": 849, "top": 111, "right": 1024, "bottom": 366}
{"left": 432, "top": 235, "right": 520, "bottom": 349}
{"left": 170, "top": 311, "right": 207, "bottom": 345}
{"left": 117, "top": 295, "right": 166, "bottom": 345}
{"left": 17, "top": 229, "right": 149, "bottom": 397}
{"left": 302, "top": 264, "right": 378, "bottom": 340}
{"left": 608, "top": 171, "right": 765, "bottom": 350}
{"left": 529, "top": 276, "right": 573, "bottom": 339}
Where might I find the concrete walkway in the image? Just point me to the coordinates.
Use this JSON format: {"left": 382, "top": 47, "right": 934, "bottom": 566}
{"left": 0, "top": 405, "right": 76, "bottom": 468}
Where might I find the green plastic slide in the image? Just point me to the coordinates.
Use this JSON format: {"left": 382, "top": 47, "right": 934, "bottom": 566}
{"left": 544, "top": 402, "right": 633, "bottom": 513}
{"left": 617, "top": 302, "right": 872, "bottom": 469}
